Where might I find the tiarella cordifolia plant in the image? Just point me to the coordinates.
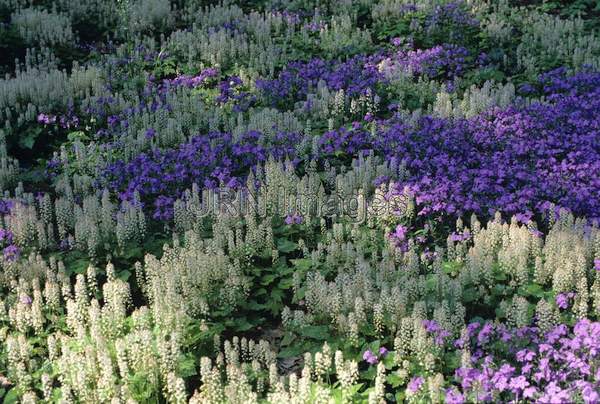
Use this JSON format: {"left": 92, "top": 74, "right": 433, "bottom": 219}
{"left": 11, "top": 8, "right": 75, "bottom": 47}
{"left": 1, "top": 0, "right": 600, "bottom": 403}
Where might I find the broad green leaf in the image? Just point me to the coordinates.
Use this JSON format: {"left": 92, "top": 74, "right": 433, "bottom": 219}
{"left": 299, "top": 325, "right": 329, "bottom": 340}
{"left": 277, "top": 239, "right": 298, "bottom": 253}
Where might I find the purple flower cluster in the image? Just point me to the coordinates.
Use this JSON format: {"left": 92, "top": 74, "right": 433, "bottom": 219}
{"left": 407, "top": 376, "right": 425, "bottom": 393}
{"left": 387, "top": 44, "right": 471, "bottom": 80}
{"left": 452, "top": 320, "right": 600, "bottom": 403}
{"left": 103, "top": 130, "right": 300, "bottom": 219}
{"left": 424, "top": 1, "right": 479, "bottom": 45}
{"left": 320, "top": 69, "right": 600, "bottom": 221}
{"left": 162, "top": 67, "right": 219, "bottom": 89}
{"left": 284, "top": 213, "right": 303, "bottom": 225}
{"left": 20, "top": 294, "right": 32, "bottom": 305}
{"left": 318, "top": 123, "right": 371, "bottom": 155}
{"left": 422, "top": 319, "right": 451, "bottom": 345}
{"left": 0, "top": 199, "right": 14, "bottom": 215}
{"left": 450, "top": 231, "right": 471, "bottom": 242}
{"left": 58, "top": 113, "right": 80, "bottom": 129}
{"left": 256, "top": 54, "right": 382, "bottom": 106}
{"left": 362, "top": 347, "right": 388, "bottom": 365}
{"left": 556, "top": 292, "right": 576, "bottom": 310}
{"left": 388, "top": 224, "right": 409, "bottom": 251}
{"left": 425, "top": 1, "right": 479, "bottom": 31}
{"left": 216, "top": 76, "right": 256, "bottom": 112}
{"left": 37, "top": 113, "right": 56, "bottom": 125}
{"left": 0, "top": 229, "right": 20, "bottom": 262}
{"left": 79, "top": 66, "right": 219, "bottom": 142}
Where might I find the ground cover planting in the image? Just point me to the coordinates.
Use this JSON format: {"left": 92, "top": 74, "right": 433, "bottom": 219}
{"left": 0, "top": 0, "right": 600, "bottom": 402}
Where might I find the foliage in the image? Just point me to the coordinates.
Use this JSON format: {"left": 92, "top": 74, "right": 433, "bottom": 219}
{"left": 0, "top": 0, "right": 599, "bottom": 403}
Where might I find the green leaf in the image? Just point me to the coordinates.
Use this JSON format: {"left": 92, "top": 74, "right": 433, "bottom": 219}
{"left": 462, "top": 287, "right": 478, "bottom": 303}
{"left": 260, "top": 273, "right": 277, "bottom": 285}
{"left": 246, "top": 300, "right": 266, "bottom": 310}
{"left": 3, "top": 388, "right": 19, "bottom": 404}
{"left": 68, "top": 258, "right": 90, "bottom": 275}
{"left": 117, "top": 270, "right": 131, "bottom": 282}
{"left": 386, "top": 372, "right": 404, "bottom": 388}
{"left": 270, "top": 288, "right": 284, "bottom": 302}
{"left": 232, "top": 318, "right": 255, "bottom": 332}
{"left": 280, "top": 332, "right": 296, "bottom": 346}
{"left": 299, "top": 325, "right": 329, "bottom": 340}
{"left": 67, "top": 131, "right": 87, "bottom": 142}
{"left": 277, "top": 239, "right": 298, "bottom": 253}
{"left": 442, "top": 261, "right": 462, "bottom": 276}
{"left": 278, "top": 278, "right": 294, "bottom": 289}
{"left": 19, "top": 135, "right": 36, "bottom": 149}
{"left": 278, "top": 344, "right": 308, "bottom": 358}
{"left": 178, "top": 354, "right": 198, "bottom": 378}
{"left": 524, "top": 283, "right": 544, "bottom": 298}
{"left": 123, "top": 246, "right": 143, "bottom": 259}
{"left": 292, "top": 258, "right": 313, "bottom": 271}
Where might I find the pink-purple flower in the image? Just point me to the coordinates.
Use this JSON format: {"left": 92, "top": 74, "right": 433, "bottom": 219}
{"left": 407, "top": 376, "right": 424, "bottom": 393}
{"left": 556, "top": 292, "right": 575, "bottom": 310}
{"left": 362, "top": 349, "right": 378, "bottom": 365}
{"left": 3, "top": 245, "right": 20, "bottom": 262}
{"left": 37, "top": 113, "right": 56, "bottom": 124}
{"left": 20, "top": 295, "right": 32, "bottom": 305}
{"left": 285, "top": 214, "right": 303, "bottom": 225}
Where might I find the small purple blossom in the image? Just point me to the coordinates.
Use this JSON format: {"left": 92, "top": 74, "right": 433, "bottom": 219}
{"left": 3, "top": 245, "right": 20, "bottom": 262}
{"left": 556, "top": 292, "right": 575, "bottom": 310}
{"left": 515, "top": 211, "right": 533, "bottom": 224}
{"left": 407, "top": 376, "right": 424, "bottom": 393}
{"left": 450, "top": 230, "right": 471, "bottom": 242}
{"left": 391, "top": 224, "right": 407, "bottom": 241}
{"left": 363, "top": 349, "right": 378, "bottom": 365}
{"left": 144, "top": 128, "right": 156, "bottom": 139}
{"left": 445, "top": 388, "right": 465, "bottom": 404}
{"left": 0, "top": 228, "right": 13, "bottom": 243}
{"left": 37, "top": 113, "right": 56, "bottom": 124}
{"left": 20, "top": 295, "right": 32, "bottom": 305}
{"left": 285, "top": 214, "right": 303, "bottom": 225}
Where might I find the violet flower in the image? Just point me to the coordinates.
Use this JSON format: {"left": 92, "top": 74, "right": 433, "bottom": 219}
{"left": 407, "top": 376, "right": 424, "bottom": 393}
{"left": 363, "top": 349, "right": 378, "bottom": 365}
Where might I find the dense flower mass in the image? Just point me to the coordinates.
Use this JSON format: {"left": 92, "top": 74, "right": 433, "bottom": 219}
{"left": 380, "top": 43, "right": 472, "bottom": 81}
{"left": 1, "top": 0, "right": 600, "bottom": 403}
{"left": 320, "top": 69, "right": 600, "bottom": 220}
{"left": 104, "top": 130, "right": 300, "bottom": 218}
{"left": 453, "top": 320, "right": 600, "bottom": 403}
{"left": 257, "top": 54, "right": 383, "bottom": 105}
{"left": 104, "top": 68, "right": 600, "bottom": 223}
